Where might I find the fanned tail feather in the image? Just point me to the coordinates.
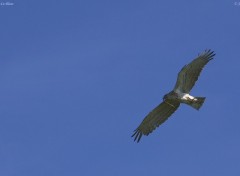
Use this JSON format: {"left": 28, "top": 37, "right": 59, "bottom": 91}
{"left": 189, "top": 97, "right": 205, "bottom": 110}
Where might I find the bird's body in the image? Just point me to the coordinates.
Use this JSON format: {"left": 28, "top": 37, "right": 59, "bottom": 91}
{"left": 178, "top": 92, "right": 195, "bottom": 102}
{"left": 132, "top": 49, "right": 215, "bottom": 142}
{"left": 164, "top": 90, "right": 205, "bottom": 110}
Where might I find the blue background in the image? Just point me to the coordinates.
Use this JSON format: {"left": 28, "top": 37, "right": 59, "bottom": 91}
{"left": 1, "top": 1, "right": 240, "bottom": 175}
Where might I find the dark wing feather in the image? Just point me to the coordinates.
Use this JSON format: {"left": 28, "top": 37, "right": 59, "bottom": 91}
{"left": 132, "top": 99, "right": 180, "bottom": 142}
{"left": 174, "top": 49, "right": 215, "bottom": 93}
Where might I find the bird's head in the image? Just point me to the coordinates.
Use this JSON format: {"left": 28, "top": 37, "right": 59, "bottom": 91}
{"left": 163, "top": 91, "right": 176, "bottom": 100}
{"left": 163, "top": 94, "right": 168, "bottom": 100}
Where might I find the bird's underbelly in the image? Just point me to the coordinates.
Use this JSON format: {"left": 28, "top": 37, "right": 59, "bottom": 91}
{"left": 174, "top": 89, "right": 195, "bottom": 101}
{"left": 178, "top": 93, "right": 197, "bottom": 104}
{"left": 180, "top": 93, "right": 194, "bottom": 100}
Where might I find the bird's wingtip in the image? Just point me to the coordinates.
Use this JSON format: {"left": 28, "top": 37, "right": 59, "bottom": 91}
{"left": 131, "top": 129, "right": 143, "bottom": 143}
{"left": 199, "top": 49, "right": 215, "bottom": 60}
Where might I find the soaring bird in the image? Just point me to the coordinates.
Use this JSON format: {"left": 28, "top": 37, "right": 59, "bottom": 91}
{"left": 132, "top": 49, "right": 215, "bottom": 142}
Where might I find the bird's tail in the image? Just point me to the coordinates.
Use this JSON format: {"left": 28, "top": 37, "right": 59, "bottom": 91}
{"left": 189, "top": 97, "right": 206, "bottom": 110}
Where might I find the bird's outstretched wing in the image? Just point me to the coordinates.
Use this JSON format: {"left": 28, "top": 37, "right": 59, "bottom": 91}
{"left": 174, "top": 49, "right": 215, "bottom": 93}
{"left": 132, "top": 100, "right": 180, "bottom": 142}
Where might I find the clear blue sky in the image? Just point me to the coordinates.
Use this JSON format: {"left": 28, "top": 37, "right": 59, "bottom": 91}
{"left": 1, "top": 1, "right": 240, "bottom": 175}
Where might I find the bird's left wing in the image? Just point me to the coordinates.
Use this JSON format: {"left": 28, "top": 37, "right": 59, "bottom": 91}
{"left": 132, "top": 100, "right": 180, "bottom": 142}
{"left": 174, "top": 49, "right": 215, "bottom": 93}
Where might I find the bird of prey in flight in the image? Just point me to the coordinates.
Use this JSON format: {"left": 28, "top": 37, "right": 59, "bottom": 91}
{"left": 132, "top": 49, "right": 215, "bottom": 142}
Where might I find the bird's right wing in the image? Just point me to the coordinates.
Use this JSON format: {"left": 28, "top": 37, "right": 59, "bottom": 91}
{"left": 174, "top": 49, "right": 215, "bottom": 93}
{"left": 132, "top": 100, "right": 180, "bottom": 142}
